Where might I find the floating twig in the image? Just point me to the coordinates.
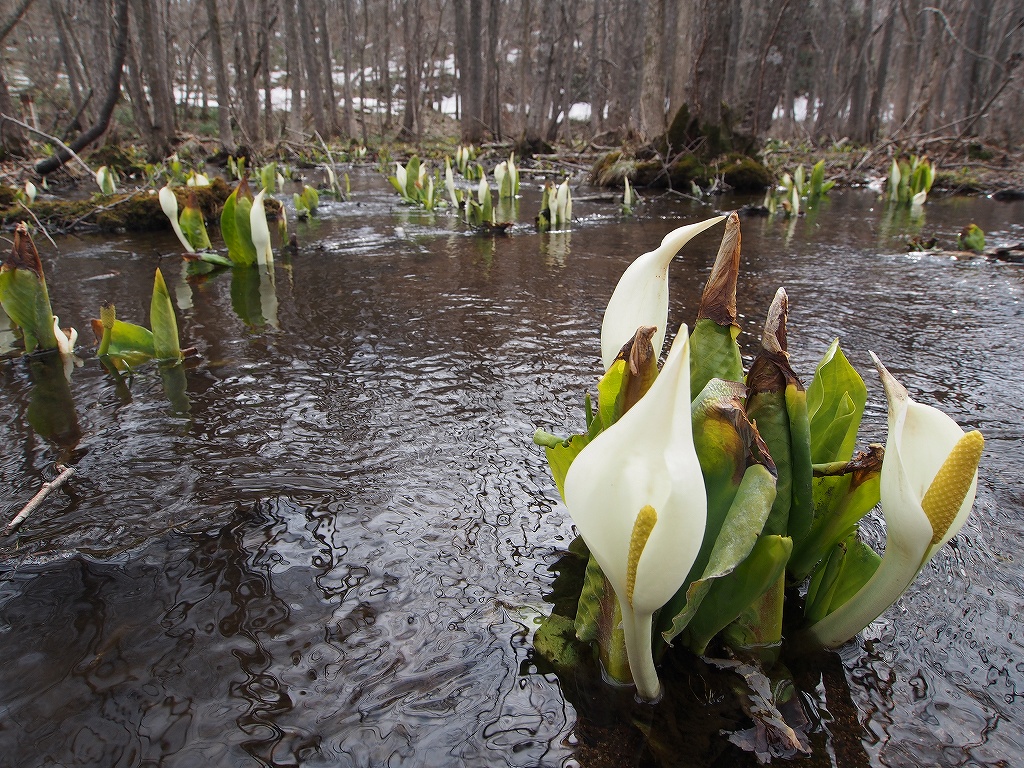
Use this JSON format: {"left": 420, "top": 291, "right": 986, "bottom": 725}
{"left": 16, "top": 200, "right": 59, "bottom": 251}
{"left": 4, "top": 464, "right": 76, "bottom": 535}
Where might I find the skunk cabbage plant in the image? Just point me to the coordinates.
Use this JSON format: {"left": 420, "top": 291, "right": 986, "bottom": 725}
{"left": 533, "top": 213, "right": 983, "bottom": 706}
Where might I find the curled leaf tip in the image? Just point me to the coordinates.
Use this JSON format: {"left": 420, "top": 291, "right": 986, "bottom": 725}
{"left": 626, "top": 505, "right": 658, "bottom": 607}
{"left": 870, "top": 351, "right": 909, "bottom": 409}
{"left": 625, "top": 325, "right": 657, "bottom": 375}
{"left": 923, "top": 429, "right": 984, "bottom": 545}
{"left": 761, "top": 287, "right": 789, "bottom": 354}
{"left": 697, "top": 211, "right": 741, "bottom": 326}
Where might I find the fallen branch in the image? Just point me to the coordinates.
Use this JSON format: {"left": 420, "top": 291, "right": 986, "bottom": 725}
{"left": 4, "top": 464, "right": 76, "bottom": 535}
{"left": 0, "top": 113, "right": 94, "bottom": 177}
{"left": 16, "top": 200, "right": 58, "bottom": 251}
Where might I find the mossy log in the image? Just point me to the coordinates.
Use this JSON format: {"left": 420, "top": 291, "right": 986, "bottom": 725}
{"left": 591, "top": 104, "right": 771, "bottom": 193}
{"left": 0, "top": 178, "right": 282, "bottom": 234}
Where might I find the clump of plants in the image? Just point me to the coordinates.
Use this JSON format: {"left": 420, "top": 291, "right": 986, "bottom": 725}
{"left": 764, "top": 160, "right": 834, "bottom": 217}
{"left": 887, "top": 155, "right": 935, "bottom": 205}
{"left": 532, "top": 212, "right": 983, "bottom": 728}
{"left": 536, "top": 179, "right": 572, "bottom": 232}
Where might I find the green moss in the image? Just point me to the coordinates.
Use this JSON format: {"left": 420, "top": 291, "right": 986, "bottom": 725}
{"left": 0, "top": 185, "right": 18, "bottom": 208}
{"left": 0, "top": 177, "right": 282, "bottom": 233}
{"left": 719, "top": 155, "right": 772, "bottom": 192}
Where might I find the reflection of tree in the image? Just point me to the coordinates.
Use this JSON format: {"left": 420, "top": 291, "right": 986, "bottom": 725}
{"left": 177, "top": 504, "right": 306, "bottom": 764}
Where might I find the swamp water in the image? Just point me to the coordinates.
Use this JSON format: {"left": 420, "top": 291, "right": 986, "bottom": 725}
{"left": 1, "top": 175, "right": 1022, "bottom": 767}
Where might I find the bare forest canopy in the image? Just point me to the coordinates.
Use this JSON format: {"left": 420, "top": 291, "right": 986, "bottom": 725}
{"left": 0, "top": 0, "right": 1021, "bottom": 164}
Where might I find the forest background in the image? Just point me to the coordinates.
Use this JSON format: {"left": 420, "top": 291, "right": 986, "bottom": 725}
{"left": 0, "top": 0, "right": 1021, "bottom": 180}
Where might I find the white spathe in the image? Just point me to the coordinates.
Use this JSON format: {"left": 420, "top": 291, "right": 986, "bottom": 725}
{"left": 600, "top": 216, "right": 726, "bottom": 370}
{"left": 158, "top": 186, "right": 195, "bottom": 253}
{"left": 250, "top": 189, "right": 274, "bottom": 268}
{"left": 563, "top": 325, "right": 706, "bottom": 700}
{"left": 809, "top": 353, "right": 981, "bottom": 647}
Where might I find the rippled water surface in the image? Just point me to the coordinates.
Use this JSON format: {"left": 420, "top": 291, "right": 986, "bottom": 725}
{"left": 1, "top": 173, "right": 1022, "bottom": 767}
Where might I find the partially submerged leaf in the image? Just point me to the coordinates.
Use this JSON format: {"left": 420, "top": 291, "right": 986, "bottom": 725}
{"left": 0, "top": 223, "right": 58, "bottom": 352}
{"left": 150, "top": 268, "right": 182, "bottom": 362}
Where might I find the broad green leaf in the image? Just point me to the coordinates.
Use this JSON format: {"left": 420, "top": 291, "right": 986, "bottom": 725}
{"left": 662, "top": 463, "right": 777, "bottom": 645}
{"left": 221, "top": 180, "right": 257, "bottom": 266}
{"left": 573, "top": 555, "right": 629, "bottom": 683}
{"left": 179, "top": 197, "right": 211, "bottom": 251}
{"left": 689, "top": 318, "right": 743, "bottom": 399}
{"left": 0, "top": 267, "right": 57, "bottom": 352}
{"left": 0, "top": 226, "right": 58, "bottom": 352}
{"left": 684, "top": 534, "right": 792, "bottom": 655}
{"left": 150, "top": 268, "right": 182, "bottom": 362}
{"left": 807, "top": 339, "right": 867, "bottom": 464}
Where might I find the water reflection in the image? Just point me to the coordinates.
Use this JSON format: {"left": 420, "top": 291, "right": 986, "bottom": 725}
{"left": 0, "top": 181, "right": 1021, "bottom": 766}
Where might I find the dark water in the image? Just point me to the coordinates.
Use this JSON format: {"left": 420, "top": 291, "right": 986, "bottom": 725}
{"left": 1, "top": 173, "right": 1022, "bottom": 767}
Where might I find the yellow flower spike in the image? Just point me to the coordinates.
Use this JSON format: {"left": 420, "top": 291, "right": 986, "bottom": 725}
{"left": 809, "top": 353, "right": 982, "bottom": 648}
{"left": 600, "top": 216, "right": 725, "bottom": 370}
{"left": 564, "top": 325, "right": 706, "bottom": 699}
{"left": 922, "top": 429, "right": 984, "bottom": 546}
{"left": 626, "top": 506, "right": 658, "bottom": 607}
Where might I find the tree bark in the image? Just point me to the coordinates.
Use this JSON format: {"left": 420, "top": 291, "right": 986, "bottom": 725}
{"left": 203, "top": 0, "right": 235, "bottom": 152}
{"left": 34, "top": 0, "right": 130, "bottom": 175}
{"left": 639, "top": 0, "right": 667, "bottom": 141}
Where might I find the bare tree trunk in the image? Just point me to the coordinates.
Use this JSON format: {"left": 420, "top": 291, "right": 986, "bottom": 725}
{"left": 316, "top": 2, "right": 339, "bottom": 134}
{"left": 281, "top": 0, "right": 304, "bottom": 136}
{"left": 234, "top": 0, "right": 262, "bottom": 145}
{"left": 454, "top": 0, "right": 485, "bottom": 142}
{"left": 639, "top": 0, "right": 667, "bottom": 141}
{"left": 132, "top": 0, "right": 177, "bottom": 156}
{"left": 203, "top": 0, "right": 235, "bottom": 152}
{"left": 34, "top": 0, "right": 130, "bottom": 174}
{"left": 297, "top": 0, "right": 329, "bottom": 136}
{"left": 258, "top": 0, "right": 276, "bottom": 142}
{"left": 689, "top": 0, "right": 731, "bottom": 132}
{"left": 342, "top": 0, "right": 356, "bottom": 138}
{"left": 399, "top": 0, "right": 423, "bottom": 139}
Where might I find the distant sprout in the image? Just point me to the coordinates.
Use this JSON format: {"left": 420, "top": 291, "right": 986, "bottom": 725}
{"left": 293, "top": 185, "right": 320, "bottom": 220}
{"left": 887, "top": 155, "right": 935, "bottom": 205}
{"left": 622, "top": 177, "right": 635, "bottom": 215}
{"left": 690, "top": 180, "right": 703, "bottom": 198}
{"left": 455, "top": 144, "right": 476, "bottom": 176}
{"left": 353, "top": 145, "right": 368, "bottom": 160}
{"left": 465, "top": 172, "right": 494, "bottom": 228}
{"left": 95, "top": 165, "right": 117, "bottom": 195}
{"left": 494, "top": 153, "right": 520, "bottom": 200}
{"left": 957, "top": 223, "right": 985, "bottom": 253}
{"left": 445, "top": 158, "right": 462, "bottom": 208}
{"left": 765, "top": 160, "right": 834, "bottom": 217}
{"left": 260, "top": 162, "right": 278, "bottom": 193}
{"left": 24, "top": 180, "right": 37, "bottom": 204}
{"left": 186, "top": 170, "right": 210, "bottom": 187}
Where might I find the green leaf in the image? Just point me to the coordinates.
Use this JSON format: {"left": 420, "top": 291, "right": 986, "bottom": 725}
{"left": 0, "top": 266, "right": 57, "bottom": 352}
{"left": 662, "top": 463, "right": 777, "bottom": 645}
{"left": 684, "top": 534, "right": 792, "bottom": 655}
{"left": 179, "top": 198, "right": 211, "bottom": 251}
{"left": 301, "top": 185, "right": 320, "bottom": 213}
{"left": 689, "top": 318, "right": 744, "bottom": 399}
{"left": 574, "top": 555, "right": 630, "bottom": 684}
{"left": 150, "top": 268, "right": 182, "bottom": 362}
{"left": 101, "top": 318, "right": 155, "bottom": 364}
{"left": 220, "top": 181, "right": 257, "bottom": 266}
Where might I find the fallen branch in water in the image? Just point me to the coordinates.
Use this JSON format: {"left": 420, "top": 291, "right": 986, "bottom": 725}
{"left": 4, "top": 464, "right": 76, "bottom": 535}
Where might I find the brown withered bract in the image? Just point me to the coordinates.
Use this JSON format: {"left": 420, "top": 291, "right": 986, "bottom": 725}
{"left": 747, "top": 288, "right": 802, "bottom": 396}
{"left": 615, "top": 325, "right": 658, "bottom": 415}
{"left": 5, "top": 222, "right": 44, "bottom": 277}
{"left": 696, "top": 211, "right": 741, "bottom": 328}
